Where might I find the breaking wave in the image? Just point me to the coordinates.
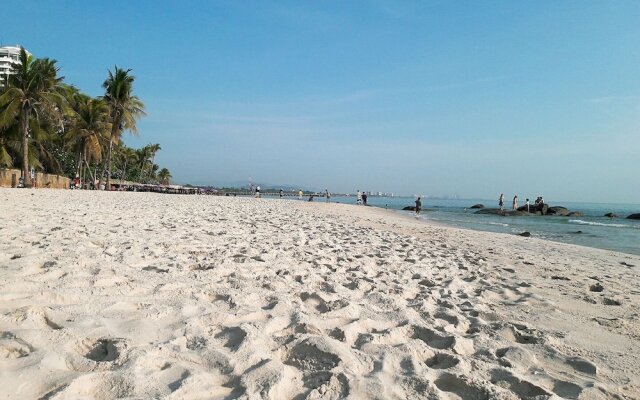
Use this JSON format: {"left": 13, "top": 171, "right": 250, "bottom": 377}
{"left": 568, "top": 219, "right": 638, "bottom": 229}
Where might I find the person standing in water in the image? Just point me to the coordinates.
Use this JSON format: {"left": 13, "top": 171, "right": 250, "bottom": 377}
{"left": 526, "top": 198, "right": 530, "bottom": 213}
{"left": 298, "top": 190, "right": 303, "bottom": 200}
{"left": 415, "top": 197, "right": 422, "bottom": 216}
{"left": 279, "top": 189, "right": 284, "bottom": 198}
{"left": 325, "top": 189, "right": 331, "bottom": 203}
{"left": 499, "top": 193, "right": 504, "bottom": 210}
{"left": 512, "top": 195, "right": 518, "bottom": 210}
{"left": 357, "top": 190, "right": 362, "bottom": 205}
{"left": 362, "top": 192, "right": 368, "bottom": 205}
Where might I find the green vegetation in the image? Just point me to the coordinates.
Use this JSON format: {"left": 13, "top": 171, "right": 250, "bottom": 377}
{"left": 0, "top": 47, "right": 171, "bottom": 188}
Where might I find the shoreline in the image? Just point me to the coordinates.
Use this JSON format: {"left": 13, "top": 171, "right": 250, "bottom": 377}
{"left": 302, "top": 199, "right": 637, "bottom": 259}
{"left": 1, "top": 189, "right": 639, "bottom": 398}
{"left": 309, "top": 197, "right": 640, "bottom": 258}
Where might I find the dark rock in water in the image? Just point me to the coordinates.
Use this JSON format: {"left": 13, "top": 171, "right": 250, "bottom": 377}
{"left": 476, "top": 208, "right": 503, "bottom": 215}
{"left": 627, "top": 213, "right": 640, "bottom": 220}
{"left": 547, "top": 206, "right": 569, "bottom": 216}
{"left": 519, "top": 203, "right": 550, "bottom": 215}
{"left": 572, "top": 230, "right": 583, "bottom": 234}
{"left": 403, "top": 206, "right": 416, "bottom": 211}
{"left": 476, "top": 208, "right": 528, "bottom": 216}
{"left": 567, "top": 211, "right": 584, "bottom": 217}
{"left": 604, "top": 213, "right": 618, "bottom": 218}
{"left": 470, "top": 204, "right": 484, "bottom": 209}
{"left": 519, "top": 232, "right": 531, "bottom": 237}
{"left": 513, "top": 210, "right": 531, "bottom": 216}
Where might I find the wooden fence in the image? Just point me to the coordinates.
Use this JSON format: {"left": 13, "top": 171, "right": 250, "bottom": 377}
{"left": 0, "top": 168, "right": 70, "bottom": 189}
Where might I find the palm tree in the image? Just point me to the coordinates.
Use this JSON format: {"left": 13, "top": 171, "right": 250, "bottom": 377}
{"left": 141, "top": 143, "right": 161, "bottom": 183}
{"left": 0, "top": 48, "right": 66, "bottom": 186}
{"left": 64, "top": 94, "right": 110, "bottom": 185}
{"left": 114, "top": 146, "right": 138, "bottom": 182}
{"left": 0, "top": 133, "right": 15, "bottom": 167}
{"left": 99, "top": 67, "right": 145, "bottom": 189}
{"left": 157, "top": 168, "right": 172, "bottom": 185}
{"left": 136, "top": 144, "right": 153, "bottom": 182}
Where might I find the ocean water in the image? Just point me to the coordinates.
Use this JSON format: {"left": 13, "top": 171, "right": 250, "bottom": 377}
{"left": 328, "top": 196, "right": 640, "bottom": 256}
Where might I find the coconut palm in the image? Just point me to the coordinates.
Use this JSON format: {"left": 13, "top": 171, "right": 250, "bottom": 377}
{"left": 64, "top": 94, "right": 110, "bottom": 185}
{"left": 99, "top": 67, "right": 145, "bottom": 189}
{"left": 140, "top": 143, "right": 161, "bottom": 183}
{"left": 0, "top": 111, "right": 18, "bottom": 167}
{"left": 157, "top": 168, "right": 172, "bottom": 185}
{"left": 135, "top": 144, "right": 153, "bottom": 182}
{"left": 114, "top": 146, "right": 139, "bottom": 182}
{"left": 0, "top": 132, "right": 16, "bottom": 167}
{"left": 0, "top": 48, "right": 66, "bottom": 185}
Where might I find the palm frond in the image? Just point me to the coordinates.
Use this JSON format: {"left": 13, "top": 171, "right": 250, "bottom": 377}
{"left": 0, "top": 145, "right": 13, "bottom": 167}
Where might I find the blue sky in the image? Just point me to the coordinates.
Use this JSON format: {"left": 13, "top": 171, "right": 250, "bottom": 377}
{"left": 4, "top": 1, "right": 640, "bottom": 202}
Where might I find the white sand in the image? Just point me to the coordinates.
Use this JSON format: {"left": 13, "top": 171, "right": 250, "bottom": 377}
{"left": 1, "top": 189, "right": 639, "bottom": 399}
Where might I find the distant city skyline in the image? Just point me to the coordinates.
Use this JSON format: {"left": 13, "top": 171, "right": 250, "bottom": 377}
{"left": 3, "top": 1, "right": 639, "bottom": 203}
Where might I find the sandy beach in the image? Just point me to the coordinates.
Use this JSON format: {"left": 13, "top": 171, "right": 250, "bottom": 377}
{"left": 1, "top": 189, "right": 639, "bottom": 399}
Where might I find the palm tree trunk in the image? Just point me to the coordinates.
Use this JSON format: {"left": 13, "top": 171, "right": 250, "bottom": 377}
{"left": 121, "top": 159, "right": 127, "bottom": 182}
{"left": 99, "top": 121, "right": 118, "bottom": 190}
{"left": 105, "top": 138, "right": 114, "bottom": 189}
{"left": 84, "top": 156, "right": 96, "bottom": 186}
{"left": 145, "top": 155, "right": 156, "bottom": 183}
{"left": 76, "top": 146, "right": 83, "bottom": 178}
{"left": 138, "top": 153, "right": 147, "bottom": 183}
{"left": 81, "top": 150, "right": 86, "bottom": 188}
{"left": 21, "top": 108, "right": 31, "bottom": 187}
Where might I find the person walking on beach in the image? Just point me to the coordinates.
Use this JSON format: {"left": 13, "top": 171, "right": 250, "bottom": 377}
{"left": 255, "top": 186, "right": 261, "bottom": 198}
{"left": 499, "top": 193, "right": 504, "bottom": 210}
{"left": 279, "top": 189, "right": 284, "bottom": 198}
{"left": 325, "top": 189, "right": 331, "bottom": 203}
{"left": 512, "top": 195, "right": 518, "bottom": 210}
{"left": 298, "top": 190, "right": 303, "bottom": 200}
{"left": 30, "top": 168, "right": 36, "bottom": 189}
{"left": 362, "top": 192, "right": 368, "bottom": 206}
{"left": 357, "top": 190, "right": 362, "bottom": 205}
{"left": 415, "top": 197, "right": 422, "bottom": 216}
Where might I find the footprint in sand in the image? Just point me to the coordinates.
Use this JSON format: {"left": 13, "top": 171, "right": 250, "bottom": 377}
{"left": 284, "top": 339, "right": 342, "bottom": 391}
{"left": 411, "top": 326, "right": 456, "bottom": 350}
{"left": 85, "top": 339, "right": 122, "bottom": 362}
{"left": 215, "top": 327, "right": 247, "bottom": 351}
{"left": 66, "top": 338, "right": 128, "bottom": 372}
{"left": 299, "top": 292, "right": 330, "bottom": 314}
{"left": 566, "top": 356, "right": 598, "bottom": 375}
{"left": 0, "top": 332, "right": 33, "bottom": 359}
{"left": 489, "top": 368, "right": 551, "bottom": 398}
{"left": 499, "top": 323, "right": 544, "bottom": 345}
{"left": 552, "top": 380, "right": 583, "bottom": 399}
{"left": 434, "top": 372, "right": 489, "bottom": 400}
{"left": 426, "top": 353, "right": 460, "bottom": 369}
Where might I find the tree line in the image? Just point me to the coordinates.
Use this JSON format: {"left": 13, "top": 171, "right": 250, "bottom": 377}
{"left": 0, "top": 48, "right": 172, "bottom": 188}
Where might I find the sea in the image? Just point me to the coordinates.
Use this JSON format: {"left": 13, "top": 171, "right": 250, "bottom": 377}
{"left": 328, "top": 196, "right": 640, "bottom": 256}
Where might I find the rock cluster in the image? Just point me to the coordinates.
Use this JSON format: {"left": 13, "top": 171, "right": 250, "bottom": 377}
{"left": 475, "top": 204, "right": 584, "bottom": 217}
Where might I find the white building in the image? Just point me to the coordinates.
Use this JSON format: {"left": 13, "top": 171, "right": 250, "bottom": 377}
{"left": 0, "top": 45, "right": 30, "bottom": 86}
